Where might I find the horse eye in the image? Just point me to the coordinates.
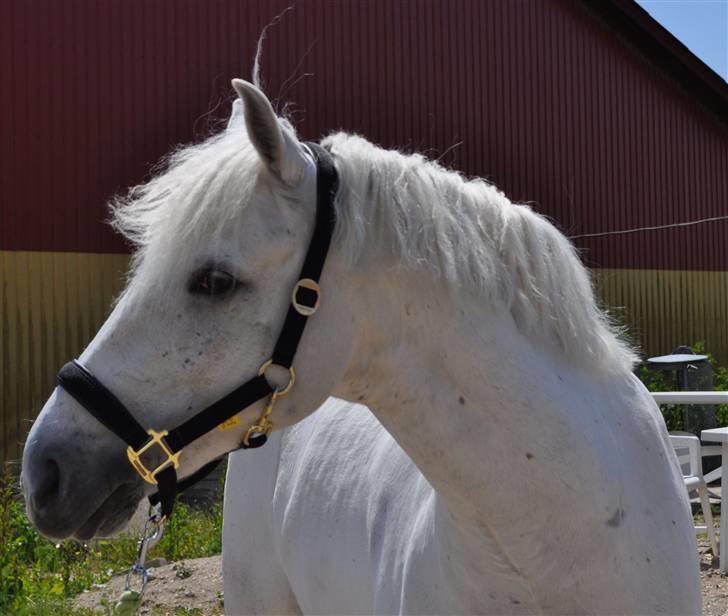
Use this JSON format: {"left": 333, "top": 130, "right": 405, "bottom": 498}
{"left": 188, "top": 269, "right": 238, "bottom": 297}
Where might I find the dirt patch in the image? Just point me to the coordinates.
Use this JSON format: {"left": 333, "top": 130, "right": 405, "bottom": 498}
{"left": 76, "top": 543, "right": 728, "bottom": 615}
{"left": 74, "top": 555, "right": 223, "bottom": 615}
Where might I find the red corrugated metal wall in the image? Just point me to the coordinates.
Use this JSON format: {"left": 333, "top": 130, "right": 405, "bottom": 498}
{"left": 3, "top": 0, "right": 727, "bottom": 265}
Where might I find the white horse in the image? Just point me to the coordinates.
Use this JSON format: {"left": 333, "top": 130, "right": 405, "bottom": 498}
{"left": 22, "top": 79, "right": 699, "bottom": 614}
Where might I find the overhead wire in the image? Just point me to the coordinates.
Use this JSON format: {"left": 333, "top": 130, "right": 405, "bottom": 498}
{"left": 568, "top": 214, "right": 728, "bottom": 240}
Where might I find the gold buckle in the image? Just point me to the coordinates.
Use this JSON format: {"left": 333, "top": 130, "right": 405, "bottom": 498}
{"left": 126, "top": 429, "right": 181, "bottom": 485}
{"left": 292, "top": 278, "right": 321, "bottom": 316}
{"left": 243, "top": 360, "right": 297, "bottom": 446}
{"left": 242, "top": 401, "right": 276, "bottom": 448}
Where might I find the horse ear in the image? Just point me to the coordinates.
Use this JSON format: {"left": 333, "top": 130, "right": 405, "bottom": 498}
{"left": 227, "top": 98, "right": 243, "bottom": 129}
{"left": 231, "top": 79, "right": 309, "bottom": 186}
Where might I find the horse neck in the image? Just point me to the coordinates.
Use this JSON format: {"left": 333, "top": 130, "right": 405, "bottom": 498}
{"left": 334, "top": 264, "right": 628, "bottom": 535}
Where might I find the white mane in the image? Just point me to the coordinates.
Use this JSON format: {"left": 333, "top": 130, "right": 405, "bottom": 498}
{"left": 323, "top": 132, "right": 637, "bottom": 372}
{"left": 111, "top": 126, "right": 263, "bottom": 288}
{"left": 112, "top": 124, "right": 636, "bottom": 371}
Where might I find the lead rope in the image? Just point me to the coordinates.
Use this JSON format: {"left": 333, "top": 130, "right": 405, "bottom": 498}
{"left": 113, "top": 504, "right": 166, "bottom": 615}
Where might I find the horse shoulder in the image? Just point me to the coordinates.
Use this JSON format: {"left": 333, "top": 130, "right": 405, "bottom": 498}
{"left": 222, "top": 434, "right": 302, "bottom": 614}
{"left": 268, "top": 399, "right": 437, "bottom": 613}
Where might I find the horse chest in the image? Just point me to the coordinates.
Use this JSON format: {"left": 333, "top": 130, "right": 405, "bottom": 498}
{"left": 266, "top": 402, "right": 539, "bottom": 614}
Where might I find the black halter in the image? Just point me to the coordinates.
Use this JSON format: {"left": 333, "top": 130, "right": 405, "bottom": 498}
{"left": 56, "top": 143, "right": 337, "bottom": 519}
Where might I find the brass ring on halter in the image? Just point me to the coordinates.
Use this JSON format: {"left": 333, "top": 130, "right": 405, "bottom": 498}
{"left": 292, "top": 278, "right": 321, "bottom": 316}
{"left": 258, "top": 360, "right": 296, "bottom": 396}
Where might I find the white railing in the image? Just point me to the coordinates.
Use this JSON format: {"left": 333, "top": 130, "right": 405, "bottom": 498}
{"left": 651, "top": 392, "right": 728, "bottom": 405}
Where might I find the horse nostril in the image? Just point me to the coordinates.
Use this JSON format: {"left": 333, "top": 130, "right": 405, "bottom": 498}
{"left": 31, "top": 458, "right": 61, "bottom": 511}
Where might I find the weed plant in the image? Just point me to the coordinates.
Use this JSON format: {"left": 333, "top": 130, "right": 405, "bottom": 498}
{"left": 0, "top": 465, "right": 222, "bottom": 615}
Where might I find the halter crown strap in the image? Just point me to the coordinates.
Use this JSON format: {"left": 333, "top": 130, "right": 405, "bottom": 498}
{"left": 55, "top": 142, "right": 337, "bottom": 519}
{"left": 271, "top": 142, "right": 337, "bottom": 367}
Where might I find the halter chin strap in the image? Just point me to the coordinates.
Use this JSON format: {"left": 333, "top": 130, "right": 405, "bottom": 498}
{"left": 56, "top": 142, "right": 337, "bottom": 519}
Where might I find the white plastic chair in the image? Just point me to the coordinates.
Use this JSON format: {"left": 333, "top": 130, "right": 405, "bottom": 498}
{"left": 669, "top": 434, "right": 719, "bottom": 556}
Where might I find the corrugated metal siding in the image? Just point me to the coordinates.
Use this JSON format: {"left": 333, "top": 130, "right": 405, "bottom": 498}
{"left": 2, "top": 0, "right": 728, "bottom": 460}
{"left": 0, "top": 252, "right": 128, "bottom": 461}
{"left": 594, "top": 268, "right": 728, "bottom": 362}
{"left": 2, "top": 0, "right": 727, "bottom": 261}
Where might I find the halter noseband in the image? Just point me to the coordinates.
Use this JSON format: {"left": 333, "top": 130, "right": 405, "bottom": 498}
{"left": 56, "top": 142, "right": 338, "bottom": 519}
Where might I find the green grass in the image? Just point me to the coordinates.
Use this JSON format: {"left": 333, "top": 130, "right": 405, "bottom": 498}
{"left": 0, "top": 466, "right": 223, "bottom": 615}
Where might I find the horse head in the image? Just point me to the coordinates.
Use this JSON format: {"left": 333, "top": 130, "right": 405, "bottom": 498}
{"left": 22, "top": 81, "right": 354, "bottom": 539}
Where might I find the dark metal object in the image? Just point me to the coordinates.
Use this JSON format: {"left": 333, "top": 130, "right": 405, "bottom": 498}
{"left": 647, "top": 353, "right": 709, "bottom": 390}
{"left": 647, "top": 347, "right": 717, "bottom": 434}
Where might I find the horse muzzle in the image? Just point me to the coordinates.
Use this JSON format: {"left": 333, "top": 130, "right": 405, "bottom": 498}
{"left": 22, "top": 402, "right": 145, "bottom": 540}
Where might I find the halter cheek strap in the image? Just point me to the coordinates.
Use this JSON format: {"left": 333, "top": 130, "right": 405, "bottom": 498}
{"left": 56, "top": 142, "right": 337, "bottom": 519}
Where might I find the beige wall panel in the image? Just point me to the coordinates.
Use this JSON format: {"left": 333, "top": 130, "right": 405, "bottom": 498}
{"left": 1, "top": 251, "right": 129, "bottom": 462}
{"left": 593, "top": 268, "right": 728, "bottom": 363}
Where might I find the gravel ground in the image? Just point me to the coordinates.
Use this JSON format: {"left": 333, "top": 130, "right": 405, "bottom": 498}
{"left": 74, "top": 555, "right": 223, "bottom": 615}
{"left": 700, "top": 539, "right": 728, "bottom": 616}
{"left": 76, "top": 544, "right": 727, "bottom": 615}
